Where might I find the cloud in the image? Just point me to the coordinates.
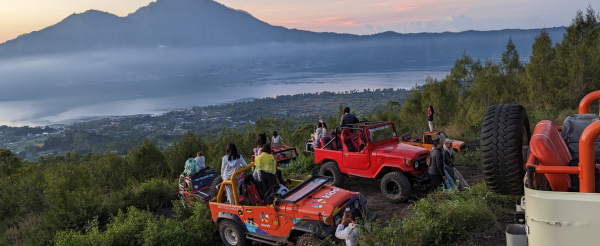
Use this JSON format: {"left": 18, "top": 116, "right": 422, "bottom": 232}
{"left": 355, "top": 13, "right": 569, "bottom": 35}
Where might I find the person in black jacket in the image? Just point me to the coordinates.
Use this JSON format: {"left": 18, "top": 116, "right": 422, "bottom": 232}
{"left": 428, "top": 139, "right": 446, "bottom": 190}
{"left": 340, "top": 107, "right": 359, "bottom": 126}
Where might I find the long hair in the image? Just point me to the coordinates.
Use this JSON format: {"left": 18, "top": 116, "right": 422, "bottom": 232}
{"left": 429, "top": 105, "right": 434, "bottom": 111}
{"left": 273, "top": 131, "right": 278, "bottom": 137}
{"left": 227, "top": 143, "right": 240, "bottom": 161}
{"left": 257, "top": 134, "right": 267, "bottom": 148}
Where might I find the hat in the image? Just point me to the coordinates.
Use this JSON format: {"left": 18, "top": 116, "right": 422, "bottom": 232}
{"left": 444, "top": 138, "right": 453, "bottom": 144}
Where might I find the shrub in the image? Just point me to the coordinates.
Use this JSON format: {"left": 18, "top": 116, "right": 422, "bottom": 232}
{"left": 54, "top": 202, "right": 218, "bottom": 246}
{"left": 131, "top": 179, "right": 178, "bottom": 212}
{"left": 358, "top": 182, "right": 518, "bottom": 246}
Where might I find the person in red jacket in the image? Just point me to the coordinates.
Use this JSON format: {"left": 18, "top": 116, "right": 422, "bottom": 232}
{"left": 427, "top": 106, "right": 435, "bottom": 132}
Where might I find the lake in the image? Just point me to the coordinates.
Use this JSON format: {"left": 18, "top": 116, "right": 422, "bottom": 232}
{"left": 0, "top": 65, "right": 450, "bottom": 126}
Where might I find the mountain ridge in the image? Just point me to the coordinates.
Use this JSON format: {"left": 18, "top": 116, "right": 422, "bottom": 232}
{"left": 0, "top": 0, "right": 566, "bottom": 59}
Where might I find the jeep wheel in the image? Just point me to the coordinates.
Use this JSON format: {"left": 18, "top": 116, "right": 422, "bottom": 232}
{"left": 480, "top": 104, "right": 531, "bottom": 195}
{"left": 219, "top": 220, "right": 248, "bottom": 246}
{"left": 380, "top": 172, "right": 411, "bottom": 203}
{"left": 296, "top": 233, "right": 331, "bottom": 246}
{"left": 210, "top": 175, "right": 226, "bottom": 202}
{"left": 319, "top": 161, "right": 345, "bottom": 187}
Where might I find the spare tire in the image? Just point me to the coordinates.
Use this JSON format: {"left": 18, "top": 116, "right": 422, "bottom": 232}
{"left": 480, "top": 104, "right": 531, "bottom": 195}
{"left": 210, "top": 175, "right": 226, "bottom": 202}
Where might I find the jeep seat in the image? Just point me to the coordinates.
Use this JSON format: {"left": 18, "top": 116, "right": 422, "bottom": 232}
{"left": 561, "top": 114, "right": 600, "bottom": 161}
{"left": 341, "top": 128, "right": 359, "bottom": 152}
{"left": 320, "top": 136, "right": 337, "bottom": 150}
{"left": 530, "top": 120, "right": 572, "bottom": 191}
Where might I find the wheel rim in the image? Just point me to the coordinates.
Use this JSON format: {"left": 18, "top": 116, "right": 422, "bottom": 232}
{"left": 224, "top": 228, "right": 238, "bottom": 245}
{"left": 385, "top": 181, "right": 400, "bottom": 195}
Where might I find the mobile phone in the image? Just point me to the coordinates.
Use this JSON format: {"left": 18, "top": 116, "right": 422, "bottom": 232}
{"left": 345, "top": 207, "right": 350, "bottom": 212}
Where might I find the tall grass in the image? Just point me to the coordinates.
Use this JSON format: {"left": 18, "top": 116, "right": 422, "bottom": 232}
{"left": 358, "top": 182, "right": 518, "bottom": 246}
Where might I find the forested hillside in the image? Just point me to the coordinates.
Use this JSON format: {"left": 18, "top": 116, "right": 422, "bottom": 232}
{"left": 0, "top": 6, "right": 599, "bottom": 246}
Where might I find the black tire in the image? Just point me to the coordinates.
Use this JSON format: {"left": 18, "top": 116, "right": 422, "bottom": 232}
{"left": 210, "top": 175, "right": 226, "bottom": 202}
{"left": 296, "top": 233, "right": 330, "bottom": 246}
{"left": 480, "top": 104, "right": 531, "bottom": 195}
{"left": 380, "top": 172, "right": 412, "bottom": 203}
{"left": 219, "top": 219, "right": 248, "bottom": 246}
{"left": 319, "top": 161, "right": 345, "bottom": 187}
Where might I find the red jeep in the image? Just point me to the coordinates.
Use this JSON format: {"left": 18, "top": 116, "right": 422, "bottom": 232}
{"left": 314, "top": 121, "right": 431, "bottom": 203}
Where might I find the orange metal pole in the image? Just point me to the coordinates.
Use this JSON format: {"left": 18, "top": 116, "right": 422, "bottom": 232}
{"left": 578, "top": 90, "right": 600, "bottom": 114}
{"left": 579, "top": 121, "right": 600, "bottom": 193}
{"left": 533, "top": 166, "right": 580, "bottom": 174}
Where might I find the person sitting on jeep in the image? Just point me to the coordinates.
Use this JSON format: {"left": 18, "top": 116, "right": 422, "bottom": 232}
{"left": 183, "top": 154, "right": 199, "bottom": 175}
{"left": 340, "top": 107, "right": 359, "bottom": 127}
{"left": 312, "top": 122, "right": 324, "bottom": 147}
{"left": 195, "top": 152, "right": 206, "bottom": 170}
{"left": 335, "top": 208, "right": 362, "bottom": 246}
{"left": 221, "top": 143, "right": 247, "bottom": 204}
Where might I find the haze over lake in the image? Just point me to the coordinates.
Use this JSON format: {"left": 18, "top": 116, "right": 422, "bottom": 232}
{"left": 0, "top": 65, "right": 449, "bottom": 126}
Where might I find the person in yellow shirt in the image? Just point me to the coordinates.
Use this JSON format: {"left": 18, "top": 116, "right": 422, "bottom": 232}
{"left": 253, "top": 144, "right": 276, "bottom": 182}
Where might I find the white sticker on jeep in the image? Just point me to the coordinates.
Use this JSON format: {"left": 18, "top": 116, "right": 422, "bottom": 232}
{"left": 322, "top": 188, "right": 340, "bottom": 199}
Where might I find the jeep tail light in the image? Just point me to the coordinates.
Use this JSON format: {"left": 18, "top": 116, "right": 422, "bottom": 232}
{"left": 323, "top": 216, "right": 331, "bottom": 225}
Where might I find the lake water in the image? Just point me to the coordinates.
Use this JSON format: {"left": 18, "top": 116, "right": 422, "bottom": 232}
{"left": 0, "top": 66, "right": 450, "bottom": 126}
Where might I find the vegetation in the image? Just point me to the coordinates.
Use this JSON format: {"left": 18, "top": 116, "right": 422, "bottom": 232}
{"left": 396, "top": 6, "right": 600, "bottom": 137}
{"left": 358, "top": 182, "right": 518, "bottom": 246}
{"left": 0, "top": 6, "right": 598, "bottom": 246}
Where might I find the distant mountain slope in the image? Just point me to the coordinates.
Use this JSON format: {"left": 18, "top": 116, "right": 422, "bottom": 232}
{"left": 0, "top": 0, "right": 565, "bottom": 60}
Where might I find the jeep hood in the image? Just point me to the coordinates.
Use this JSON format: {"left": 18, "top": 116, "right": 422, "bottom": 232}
{"left": 451, "top": 140, "right": 465, "bottom": 147}
{"left": 284, "top": 185, "right": 359, "bottom": 218}
{"left": 373, "top": 143, "right": 430, "bottom": 159}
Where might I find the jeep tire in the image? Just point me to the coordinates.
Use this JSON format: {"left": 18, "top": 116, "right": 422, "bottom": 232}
{"left": 210, "top": 175, "right": 226, "bottom": 202}
{"left": 480, "top": 104, "right": 531, "bottom": 195}
{"left": 380, "top": 172, "right": 411, "bottom": 203}
{"left": 296, "top": 233, "right": 330, "bottom": 246}
{"left": 219, "top": 219, "right": 248, "bottom": 246}
{"left": 319, "top": 161, "right": 345, "bottom": 187}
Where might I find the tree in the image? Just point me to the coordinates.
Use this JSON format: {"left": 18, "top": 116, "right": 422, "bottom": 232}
{"left": 501, "top": 37, "right": 524, "bottom": 103}
{"left": 0, "top": 149, "right": 22, "bottom": 180}
{"left": 523, "top": 29, "right": 556, "bottom": 108}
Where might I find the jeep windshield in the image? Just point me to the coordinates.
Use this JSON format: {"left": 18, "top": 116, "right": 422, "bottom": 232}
{"left": 367, "top": 124, "right": 397, "bottom": 143}
{"left": 438, "top": 131, "right": 448, "bottom": 141}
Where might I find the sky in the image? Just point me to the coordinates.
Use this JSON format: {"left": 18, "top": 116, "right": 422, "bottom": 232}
{"left": 0, "top": 0, "right": 595, "bottom": 43}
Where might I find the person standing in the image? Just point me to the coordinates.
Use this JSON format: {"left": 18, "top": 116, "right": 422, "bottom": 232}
{"left": 335, "top": 208, "right": 362, "bottom": 246}
{"left": 195, "top": 152, "right": 206, "bottom": 170}
{"left": 313, "top": 122, "right": 324, "bottom": 147}
{"left": 271, "top": 131, "right": 283, "bottom": 150}
{"left": 340, "top": 107, "right": 360, "bottom": 127}
{"left": 443, "top": 138, "right": 469, "bottom": 189}
{"left": 253, "top": 133, "right": 268, "bottom": 157}
{"left": 428, "top": 139, "right": 446, "bottom": 190}
{"left": 427, "top": 106, "right": 435, "bottom": 132}
{"left": 221, "top": 143, "right": 247, "bottom": 204}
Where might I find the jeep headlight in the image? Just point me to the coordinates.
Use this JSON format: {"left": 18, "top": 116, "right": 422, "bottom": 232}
{"left": 415, "top": 161, "right": 419, "bottom": 168}
{"left": 403, "top": 157, "right": 413, "bottom": 166}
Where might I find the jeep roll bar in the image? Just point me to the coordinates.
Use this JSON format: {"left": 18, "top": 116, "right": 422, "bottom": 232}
{"left": 216, "top": 162, "right": 254, "bottom": 205}
{"left": 527, "top": 90, "right": 600, "bottom": 193}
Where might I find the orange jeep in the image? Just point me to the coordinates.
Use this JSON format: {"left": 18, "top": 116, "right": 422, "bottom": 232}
{"left": 401, "top": 130, "right": 466, "bottom": 152}
{"left": 209, "top": 162, "right": 376, "bottom": 246}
